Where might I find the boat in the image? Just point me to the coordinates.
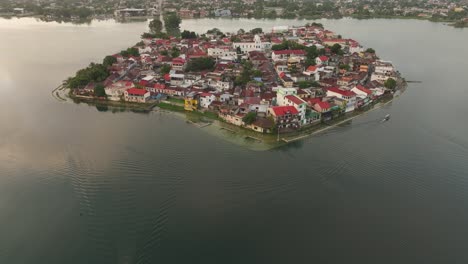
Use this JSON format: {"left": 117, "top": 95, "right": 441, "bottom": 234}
{"left": 382, "top": 114, "right": 391, "bottom": 122}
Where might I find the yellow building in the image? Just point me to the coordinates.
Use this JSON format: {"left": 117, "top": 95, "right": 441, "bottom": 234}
{"left": 184, "top": 93, "right": 199, "bottom": 111}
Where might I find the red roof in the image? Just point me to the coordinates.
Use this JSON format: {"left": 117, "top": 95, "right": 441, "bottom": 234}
{"left": 307, "top": 98, "right": 321, "bottom": 106}
{"left": 126, "top": 88, "right": 148, "bottom": 96}
{"left": 315, "top": 101, "right": 331, "bottom": 110}
{"left": 355, "top": 85, "right": 372, "bottom": 95}
{"left": 273, "top": 49, "right": 306, "bottom": 55}
{"left": 154, "top": 83, "right": 166, "bottom": 89}
{"left": 172, "top": 58, "right": 186, "bottom": 64}
{"left": 139, "top": 80, "right": 149, "bottom": 86}
{"left": 164, "top": 74, "right": 171, "bottom": 81}
{"left": 327, "top": 87, "right": 356, "bottom": 97}
{"left": 318, "top": 56, "right": 329, "bottom": 62}
{"left": 270, "top": 106, "right": 299, "bottom": 116}
{"left": 200, "top": 92, "right": 214, "bottom": 97}
{"left": 285, "top": 95, "right": 306, "bottom": 105}
{"left": 306, "top": 65, "right": 318, "bottom": 72}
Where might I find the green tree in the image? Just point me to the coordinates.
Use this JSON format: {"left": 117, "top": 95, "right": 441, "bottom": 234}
{"left": 170, "top": 47, "right": 180, "bottom": 58}
{"left": 384, "top": 78, "right": 397, "bottom": 90}
{"left": 181, "top": 30, "right": 197, "bottom": 39}
{"left": 331, "top": 43, "right": 342, "bottom": 54}
{"left": 160, "top": 64, "right": 172, "bottom": 74}
{"left": 149, "top": 18, "right": 163, "bottom": 34}
{"left": 365, "top": 48, "right": 376, "bottom": 53}
{"left": 94, "top": 84, "right": 107, "bottom": 98}
{"left": 186, "top": 57, "right": 216, "bottom": 72}
{"left": 103, "top": 55, "right": 117, "bottom": 67}
{"left": 164, "top": 12, "right": 181, "bottom": 32}
{"left": 242, "top": 111, "right": 257, "bottom": 125}
{"left": 250, "top": 27, "right": 263, "bottom": 34}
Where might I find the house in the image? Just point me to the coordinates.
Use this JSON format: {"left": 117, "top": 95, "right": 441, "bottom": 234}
{"left": 268, "top": 105, "right": 301, "bottom": 129}
{"left": 199, "top": 93, "right": 216, "bottom": 108}
{"left": 313, "top": 101, "right": 331, "bottom": 113}
{"left": 271, "top": 49, "right": 306, "bottom": 62}
{"left": 232, "top": 35, "right": 271, "bottom": 54}
{"left": 248, "top": 117, "right": 275, "bottom": 133}
{"left": 315, "top": 55, "right": 329, "bottom": 65}
{"left": 184, "top": 92, "right": 199, "bottom": 111}
{"left": 326, "top": 87, "right": 357, "bottom": 113}
{"left": 351, "top": 85, "right": 372, "bottom": 99}
{"left": 171, "top": 58, "right": 186, "bottom": 71}
{"left": 276, "top": 87, "right": 298, "bottom": 106}
{"left": 124, "top": 88, "right": 150, "bottom": 103}
{"left": 283, "top": 95, "right": 308, "bottom": 125}
{"left": 105, "top": 81, "right": 134, "bottom": 101}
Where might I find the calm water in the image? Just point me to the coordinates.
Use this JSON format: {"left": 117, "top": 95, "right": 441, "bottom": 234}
{"left": 1, "top": 17, "right": 468, "bottom": 263}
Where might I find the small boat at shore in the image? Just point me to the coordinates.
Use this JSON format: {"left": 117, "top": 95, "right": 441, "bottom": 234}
{"left": 382, "top": 114, "right": 391, "bottom": 122}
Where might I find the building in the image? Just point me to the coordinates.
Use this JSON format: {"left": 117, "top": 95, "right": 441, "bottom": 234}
{"left": 171, "top": 58, "right": 186, "bottom": 71}
{"left": 326, "top": 87, "right": 357, "bottom": 113}
{"left": 199, "top": 93, "right": 216, "bottom": 108}
{"left": 232, "top": 35, "right": 271, "bottom": 54}
{"left": 271, "top": 49, "right": 306, "bottom": 62}
{"left": 124, "top": 88, "right": 150, "bottom": 103}
{"left": 268, "top": 106, "right": 301, "bottom": 129}
{"left": 105, "top": 81, "right": 134, "bottom": 101}
{"left": 276, "top": 87, "right": 298, "bottom": 106}
{"left": 184, "top": 92, "right": 199, "bottom": 111}
{"left": 283, "top": 95, "right": 308, "bottom": 125}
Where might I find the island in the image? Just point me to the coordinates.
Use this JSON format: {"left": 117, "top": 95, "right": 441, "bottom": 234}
{"left": 2, "top": 0, "right": 467, "bottom": 27}
{"left": 63, "top": 21, "right": 405, "bottom": 137}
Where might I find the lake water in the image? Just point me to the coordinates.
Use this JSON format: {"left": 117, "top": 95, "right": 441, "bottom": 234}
{"left": 1, "top": 17, "right": 468, "bottom": 264}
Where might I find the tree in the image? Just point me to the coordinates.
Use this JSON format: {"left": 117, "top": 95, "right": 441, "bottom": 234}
{"left": 94, "top": 84, "right": 107, "bottom": 98}
{"left": 170, "top": 47, "right": 180, "bottom": 58}
{"left": 185, "top": 57, "right": 216, "bottom": 72}
{"left": 250, "top": 27, "right": 263, "bottom": 34}
{"left": 365, "top": 48, "right": 376, "bottom": 53}
{"left": 384, "top": 78, "right": 397, "bottom": 90}
{"left": 149, "top": 18, "right": 163, "bottom": 34}
{"left": 164, "top": 12, "right": 181, "bottom": 32}
{"left": 102, "top": 55, "right": 117, "bottom": 67}
{"left": 339, "top": 64, "right": 351, "bottom": 71}
{"left": 121, "top": 47, "right": 139, "bottom": 57}
{"left": 181, "top": 30, "right": 197, "bottom": 39}
{"left": 331, "top": 43, "right": 342, "bottom": 54}
{"left": 242, "top": 112, "right": 257, "bottom": 125}
{"left": 160, "top": 64, "right": 171, "bottom": 75}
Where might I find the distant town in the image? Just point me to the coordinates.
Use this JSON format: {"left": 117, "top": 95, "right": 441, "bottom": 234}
{"left": 1, "top": 0, "right": 467, "bottom": 27}
{"left": 63, "top": 19, "right": 405, "bottom": 135}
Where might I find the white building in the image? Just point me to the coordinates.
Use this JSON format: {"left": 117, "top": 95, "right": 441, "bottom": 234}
{"left": 105, "top": 81, "right": 134, "bottom": 101}
{"left": 207, "top": 47, "right": 237, "bottom": 58}
{"left": 199, "top": 93, "right": 216, "bottom": 108}
{"left": 232, "top": 35, "right": 271, "bottom": 54}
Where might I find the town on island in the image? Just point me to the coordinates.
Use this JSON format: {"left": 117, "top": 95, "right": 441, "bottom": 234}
{"left": 65, "top": 22, "right": 404, "bottom": 136}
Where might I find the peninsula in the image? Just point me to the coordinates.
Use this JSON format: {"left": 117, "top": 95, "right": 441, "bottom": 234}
{"left": 65, "top": 21, "right": 404, "bottom": 136}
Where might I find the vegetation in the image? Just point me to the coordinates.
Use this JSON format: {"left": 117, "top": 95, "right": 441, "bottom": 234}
{"left": 103, "top": 55, "right": 117, "bottom": 67}
{"left": 250, "top": 28, "right": 263, "bottom": 34}
{"left": 164, "top": 12, "right": 181, "bottom": 34}
{"left": 67, "top": 63, "right": 109, "bottom": 89}
{"left": 384, "top": 78, "right": 397, "bottom": 90}
{"left": 366, "top": 48, "right": 376, "bottom": 53}
{"left": 297, "top": 80, "right": 320, "bottom": 89}
{"left": 120, "top": 47, "right": 139, "bottom": 57}
{"left": 160, "top": 64, "right": 172, "bottom": 75}
{"left": 181, "top": 30, "right": 197, "bottom": 39}
{"left": 185, "top": 57, "right": 216, "bottom": 72}
{"left": 242, "top": 112, "right": 257, "bottom": 125}
{"left": 94, "top": 84, "right": 106, "bottom": 98}
{"left": 170, "top": 47, "right": 180, "bottom": 58}
{"left": 141, "top": 32, "right": 169, "bottom": 39}
{"left": 235, "top": 60, "right": 255, "bottom": 86}
{"left": 149, "top": 18, "right": 163, "bottom": 34}
{"left": 330, "top": 43, "right": 343, "bottom": 54}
